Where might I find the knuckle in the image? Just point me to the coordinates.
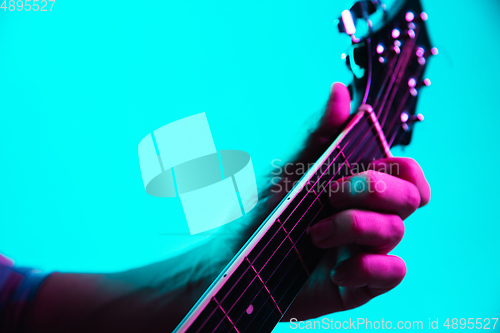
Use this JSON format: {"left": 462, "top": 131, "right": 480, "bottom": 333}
{"left": 388, "top": 215, "right": 405, "bottom": 244}
{"left": 404, "top": 158, "right": 421, "bottom": 183}
{"left": 365, "top": 170, "right": 378, "bottom": 183}
{"left": 344, "top": 210, "right": 364, "bottom": 236}
{"left": 365, "top": 170, "right": 385, "bottom": 200}
{"left": 358, "top": 254, "right": 373, "bottom": 278}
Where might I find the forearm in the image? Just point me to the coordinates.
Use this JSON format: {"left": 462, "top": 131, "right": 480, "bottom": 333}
{"left": 28, "top": 242, "right": 232, "bottom": 333}
{"left": 26, "top": 185, "right": 273, "bottom": 332}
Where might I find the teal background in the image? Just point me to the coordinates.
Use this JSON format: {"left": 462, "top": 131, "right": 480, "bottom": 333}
{"left": 1, "top": 0, "right": 499, "bottom": 331}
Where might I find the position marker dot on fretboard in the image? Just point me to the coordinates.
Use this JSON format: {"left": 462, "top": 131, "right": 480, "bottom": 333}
{"left": 246, "top": 304, "right": 254, "bottom": 315}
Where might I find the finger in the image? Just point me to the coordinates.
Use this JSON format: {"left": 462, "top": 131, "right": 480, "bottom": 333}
{"left": 299, "top": 83, "right": 351, "bottom": 162}
{"left": 319, "top": 82, "right": 352, "bottom": 132}
{"left": 328, "top": 170, "right": 421, "bottom": 220}
{"left": 332, "top": 253, "right": 406, "bottom": 288}
{"left": 331, "top": 253, "right": 406, "bottom": 309}
{"left": 370, "top": 157, "right": 431, "bottom": 207}
{"left": 310, "top": 209, "right": 404, "bottom": 254}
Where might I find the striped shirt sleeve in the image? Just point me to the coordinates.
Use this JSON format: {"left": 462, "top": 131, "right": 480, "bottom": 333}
{"left": 0, "top": 264, "right": 50, "bottom": 333}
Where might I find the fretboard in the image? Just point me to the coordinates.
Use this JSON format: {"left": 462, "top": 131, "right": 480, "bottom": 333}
{"left": 178, "top": 109, "right": 391, "bottom": 333}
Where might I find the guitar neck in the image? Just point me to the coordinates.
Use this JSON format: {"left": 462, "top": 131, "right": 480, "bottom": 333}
{"left": 175, "top": 107, "right": 391, "bottom": 333}
{"left": 175, "top": 0, "right": 433, "bottom": 329}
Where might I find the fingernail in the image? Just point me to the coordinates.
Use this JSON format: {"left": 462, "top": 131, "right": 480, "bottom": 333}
{"left": 331, "top": 266, "right": 347, "bottom": 284}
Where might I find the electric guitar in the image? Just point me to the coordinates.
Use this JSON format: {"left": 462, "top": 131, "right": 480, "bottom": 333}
{"left": 174, "top": 0, "right": 434, "bottom": 331}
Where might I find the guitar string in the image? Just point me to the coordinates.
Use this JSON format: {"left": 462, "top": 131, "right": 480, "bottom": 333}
{"left": 210, "top": 117, "right": 382, "bottom": 332}
{"left": 198, "top": 108, "right": 377, "bottom": 332}
{"left": 208, "top": 60, "right": 417, "bottom": 333}
{"left": 206, "top": 50, "right": 408, "bottom": 332}
{"left": 246, "top": 47, "right": 430, "bottom": 331}
{"left": 375, "top": 33, "right": 412, "bottom": 120}
{"left": 229, "top": 125, "right": 382, "bottom": 331}
{"left": 228, "top": 46, "right": 423, "bottom": 331}
{"left": 383, "top": 26, "right": 429, "bottom": 146}
{"left": 379, "top": 33, "right": 416, "bottom": 127}
{"left": 202, "top": 29, "right": 423, "bottom": 333}
{"left": 201, "top": 139, "right": 355, "bottom": 333}
{"left": 229, "top": 123, "right": 386, "bottom": 332}
{"left": 203, "top": 121, "right": 372, "bottom": 332}
{"left": 380, "top": 25, "right": 422, "bottom": 129}
{"left": 387, "top": 89, "right": 412, "bottom": 146}
{"left": 362, "top": 38, "right": 373, "bottom": 105}
{"left": 373, "top": 42, "right": 400, "bottom": 116}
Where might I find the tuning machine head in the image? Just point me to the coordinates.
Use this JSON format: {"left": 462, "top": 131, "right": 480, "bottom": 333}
{"left": 401, "top": 111, "right": 424, "bottom": 131}
{"left": 337, "top": 0, "right": 386, "bottom": 42}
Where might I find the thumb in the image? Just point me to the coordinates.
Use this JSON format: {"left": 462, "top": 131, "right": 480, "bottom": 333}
{"left": 299, "top": 82, "right": 351, "bottom": 164}
{"left": 266, "top": 82, "right": 351, "bottom": 203}
{"left": 315, "top": 82, "right": 352, "bottom": 141}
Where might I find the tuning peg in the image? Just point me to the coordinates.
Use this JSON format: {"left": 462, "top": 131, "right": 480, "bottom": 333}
{"left": 337, "top": 1, "right": 386, "bottom": 40}
{"left": 338, "top": 9, "right": 357, "bottom": 36}
{"left": 401, "top": 112, "right": 424, "bottom": 131}
{"left": 414, "top": 78, "right": 431, "bottom": 88}
{"left": 405, "top": 11, "right": 415, "bottom": 22}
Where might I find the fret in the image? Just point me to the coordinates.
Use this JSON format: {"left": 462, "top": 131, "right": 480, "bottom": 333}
{"left": 287, "top": 197, "right": 323, "bottom": 253}
{"left": 244, "top": 258, "right": 283, "bottom": 317}
{"left": 221, "top": 271, "right": 282, "bottom": 332}
{"left": 251, "top": 231, "right": 294, "bottom": 283}
{"left": 247, "top": 221, "right": 285, "bottom": 263}
{"left": 172, "top": 1, "right": 435, "bottom": 331}
{"left": 233, "top": 243, "right": 321, "bottom": 332}
{"left": 340, "top": 150, "right": 354, "bottom": 176}
{"left": 306, "top": 181, "right": 319, "bottom": 199}
{"left": 340, "top": 116, "right": 384, "bottom": 168}
{"left": 184, "top": 115, "right": 397, "bottom": 333}
{"left": 276, "top": 219, "right": 311, "bottom": 277}
{"left": 217, "top": 264, "right": 259, "bottom": 316}
{"left": 308, "top": 146, "right": 345, "bottom": 192}
{"left": 221, "top": 268, "right": 282, "bottom": 332}
{"left": 273, "top": 243, "right": 325, "bottom": 310}
{"left": 186, "top": 298, "right": 232, "bottom": 333}
{"left": 283, "top": 191, "right": 323, "bottom": 241}
{"left": 213, "top": 297, "right": 240, "bottom": 333}
{"left": 364, "top": 105, "right": 393, "bottom": 158}
{"left": 358, "top": 121, "right": 388, "bottom": 165}
{"left": 279, "top": 186, "right": 313, "bottom": 224}
{"left": 338, "top": 116, "right": 374, "bottom": 166}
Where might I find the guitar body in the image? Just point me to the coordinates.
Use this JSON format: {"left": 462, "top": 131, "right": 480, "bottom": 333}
{"left": 175, "top": 0, "right": 434, "bottom": 332}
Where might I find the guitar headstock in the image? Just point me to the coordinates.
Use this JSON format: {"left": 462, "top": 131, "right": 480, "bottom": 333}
{"left": 338, "top": 0, "right": 434, "bottom": 147}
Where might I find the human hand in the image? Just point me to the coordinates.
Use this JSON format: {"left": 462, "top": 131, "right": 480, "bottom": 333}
{"left": 279, "top": 82, "right": 431, "bottom": 320}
